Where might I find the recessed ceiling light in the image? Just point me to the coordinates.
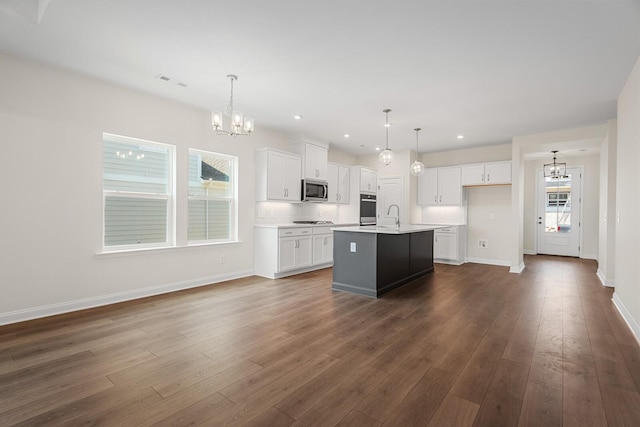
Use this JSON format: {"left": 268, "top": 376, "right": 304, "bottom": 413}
{"left": 375, "top": 147, "right": 381, "bottom": 151}
{"left": 294, "top": 115, "right": 303, "bottom": 120}
{"left": 457, "top": 134, "right": 464, "bottom": 139}
{"left": 344, "top": 134, "right": 350, "bottom": 138}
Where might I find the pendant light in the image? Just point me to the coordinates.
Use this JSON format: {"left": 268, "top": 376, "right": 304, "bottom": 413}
{"left": 378, "top": 108, "right": 394, "bottom": 166}
{"left": 410, "top": 128, "right": 425, "bottom": 176}
{"left": 211, "top": 74, "right": 254, "bottom": 137}
{"left": 543, "top": 150, "right": 566, "bottom": 178}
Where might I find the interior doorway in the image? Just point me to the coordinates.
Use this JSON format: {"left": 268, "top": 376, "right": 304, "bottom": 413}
{"left": 377, "top": 176, "right": 403, "bottom": 227}
{"left": 536, "top": 168, "right": 582, "bottom": 256}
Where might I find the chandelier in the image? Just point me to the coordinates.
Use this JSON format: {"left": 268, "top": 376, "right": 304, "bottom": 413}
{"left": 378, "top": 108, "right": 394, "bottom": 166}
{"left": 211, "top": 74, "right": 254, "bottom": 137}
{"left": 410, "top": 128, "right": 425, "bottom": 176}
{"left": 543, "top": 150, "right": 566, "bottom": 178}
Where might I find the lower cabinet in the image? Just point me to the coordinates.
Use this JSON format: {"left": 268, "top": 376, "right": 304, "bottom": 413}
{"left": 312, "top": 231, "right": 334, "bottom": 265}
{"left": 279, "top": 235, "right": 312, "bottom": 272}
{"left": 434, "top": 226, "right": 466, "bottom": 265}
{"left": 254, "top": 225, "right": 335, "bottom": 279}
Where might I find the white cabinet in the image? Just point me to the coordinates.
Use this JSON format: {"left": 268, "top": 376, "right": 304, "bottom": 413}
{"left": 290, "top": 142, "right": 328, "bottom": 181}
{"left": 254, "top": 225, "right": 336, "bottom": 279}
{"left": 434, "top": 226, "right": 466, "bottom": 265}
{"left": 279, "top": 233, "right": 312, "bottom": 272}
{"left": 359, "top": 167, "right": 377, "bottom": 194}
{"left": 417, "top": 167, "right": 462, "bottom": 206}
{"left": 255, "top": 149, "right": 301, "bottom": 202}
{"left": 327, "top": 163, "right": 350, "bottom": 204}
{"left": 461, "top": 161, "right": 511, "bottom": 186}
{"left": 312, "top": 228, "right": 333, "bottom": 265}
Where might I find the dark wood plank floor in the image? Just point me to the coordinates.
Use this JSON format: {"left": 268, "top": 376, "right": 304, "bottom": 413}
{"left": 2, "top": 255, "right": 640, "bottom": 426}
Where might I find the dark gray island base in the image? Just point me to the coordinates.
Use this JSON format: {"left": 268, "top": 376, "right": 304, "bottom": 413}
{"left": 332, "top": 226, "right": 436, "bottom": 298}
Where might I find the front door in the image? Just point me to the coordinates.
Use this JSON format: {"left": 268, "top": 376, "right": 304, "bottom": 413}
{"left": 536, "top": 168, "right": 582, "bottom": 256}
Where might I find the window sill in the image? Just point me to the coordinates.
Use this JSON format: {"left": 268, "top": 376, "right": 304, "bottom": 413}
{"left": 96, "top": 240, "right": 243, "bottom": 258}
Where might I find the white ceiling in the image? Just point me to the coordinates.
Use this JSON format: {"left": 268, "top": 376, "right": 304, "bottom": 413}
{"left": 0, "top": 0, "right": 638, "bottom": 155}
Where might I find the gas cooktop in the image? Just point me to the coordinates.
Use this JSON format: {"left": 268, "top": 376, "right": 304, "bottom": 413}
{"left": 292, "top": 221, "right": 334, "bottom": 224}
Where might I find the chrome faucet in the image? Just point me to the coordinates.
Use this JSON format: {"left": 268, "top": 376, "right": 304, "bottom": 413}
{"left": 387, "top": 204, "right": 400, "bottom": 230}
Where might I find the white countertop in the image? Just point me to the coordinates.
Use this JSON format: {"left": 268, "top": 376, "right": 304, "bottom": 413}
{"left": 332, "top": 224, "right": 448, "bottom": 234}
{"left": 255, "top": 223, "right": 358, "bottom": 229}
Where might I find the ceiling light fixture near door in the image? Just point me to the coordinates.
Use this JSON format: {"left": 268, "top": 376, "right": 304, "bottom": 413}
{"left": 211, "top": 74, "right": 254, "bottom": 137}
{"left": 410, "top": 128, "right": 425, "bottom": 176}
{"left": 378, "top": 108, "right": 394, "bottom": 166}
{"left": 544, "top": 150, "right": 567, "bottom": 179}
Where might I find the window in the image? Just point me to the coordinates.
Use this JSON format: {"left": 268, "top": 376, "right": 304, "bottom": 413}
{"left": 547, "top": 191, "right": 570, "bottom": 207}
{"left": 188, "top": 149, "right": 237, "bottom": 243}
{"left": 103, "top": 134, "right": 174, "bottom": 250}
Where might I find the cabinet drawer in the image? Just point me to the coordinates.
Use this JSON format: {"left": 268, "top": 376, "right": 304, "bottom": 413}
{"left": 312, "top": 227, "right": 333, "bottom": 235}
{"left": 279, "top": 227, "right": 312, "bottom": 237}
{"left": 435, "top": 227, "right": 458, "bottom": 234}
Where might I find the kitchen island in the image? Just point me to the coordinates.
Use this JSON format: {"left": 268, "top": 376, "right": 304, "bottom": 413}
{"left": 331, "top": 225, "right": 444, "bottom": 297}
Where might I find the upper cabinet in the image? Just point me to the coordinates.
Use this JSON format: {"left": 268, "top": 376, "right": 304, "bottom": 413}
{"left": 418, "top": 166, "right": 462, "bottom": 206}
{"left": 290, "top": 140, "right": 328, "bottom": 181}
{"left": 461, "top": 161, "right": 511, "bottom": 186}
{"left": 360, "top": 167, "right": 377, "bottom": 194}
{"left": 255, "top": 148, "right": 301, "bottom": 202}
{"left": 327, "top": 163, "right": 350, "bottom": 204}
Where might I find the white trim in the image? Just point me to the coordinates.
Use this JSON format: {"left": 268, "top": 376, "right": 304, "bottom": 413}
{"left": 434, "top": 259, "right": 465, "bottom": 266}
{"left": 523, "top": 249, "right": 537, "bottom": 255}
{"left": 580, "top": 252, "right": 598, "bottom": 260}
{"left": 510, "top": 261, "right": 526, "bottom": 274}
{"left": 467, "top": 257, "right": 511, "bottom": 267}
{"left": 612, "top": 292, "right": 640, "bottom": 344}
{"left": 596, "top": 269, "right": 615, "bottom": 287}
{"left": 0, "top": 269, "right": 253, "bottom": 326}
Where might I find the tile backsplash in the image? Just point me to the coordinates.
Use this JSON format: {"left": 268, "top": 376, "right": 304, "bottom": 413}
{"left": 255, "top": 202, "right": 339, "bottom": 224}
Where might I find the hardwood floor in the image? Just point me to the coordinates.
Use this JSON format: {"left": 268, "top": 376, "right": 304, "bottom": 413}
{"left": 2, "top": 255, "right": 640, "bottom": 426}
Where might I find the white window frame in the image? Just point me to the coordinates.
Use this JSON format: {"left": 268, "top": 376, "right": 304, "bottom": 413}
{"left": 102, "top": 133, "right": 175, "bottom": 252}
{"left": 188, "top": 148, "right": 238, "bottom": 245}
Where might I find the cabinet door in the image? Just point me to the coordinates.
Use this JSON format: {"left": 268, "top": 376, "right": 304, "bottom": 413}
{"left": 284, "top": 154, "right": 301, "bottom": 201}
{"left": 278, "top": 237, "right": 297, "bottom": 271}
{"left": 324, "top": 235, "right": 334, "bottom": 263}
{"left": 337, "top": 166, "right": 350, "bottom": 204}
{"left": 437, "top": 167, "right": 462, "bottom": 205}
{"left": 461, "top": 164, "right": 486, "bottom": 186}
{"left": 418, "top": 168, "right": 438, "bottom": 206}
{"left": 296, "top": 236, "right": 313, "bottom": 268}
{"left": 360, "top": 168, "right": 377, "bottom": 193}
{"left": 327, "top": 163, "right": 339, "bottom": 203}
{"left": 485, "top": 162, "right": 511, "bottom": 184}
{"left": 304, "top": 144, "right": 328, "bottom": 180}
{"left": 313, "top": 235, "right": 325, "bottom": 264}
{"left": 434, "top": 233, "right": 457, "bottom": 260}
{"left": 267, "top": 151, "right": 286, "bottom": 200}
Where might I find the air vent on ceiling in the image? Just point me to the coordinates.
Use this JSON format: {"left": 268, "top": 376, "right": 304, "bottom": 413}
{"left": 155, "top": 74, "right": 187, "bottom": 87}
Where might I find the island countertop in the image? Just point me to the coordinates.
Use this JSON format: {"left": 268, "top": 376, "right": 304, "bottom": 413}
{"left": 332, "top": 224, "right": 448, "bottom": 234}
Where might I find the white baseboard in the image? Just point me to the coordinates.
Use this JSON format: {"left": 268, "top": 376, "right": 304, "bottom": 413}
{"left": 581, "top": 253, "right": 598, "bottom": 260}
{"left": 612, "top": 292, "right": 640, "bottom": 344}
{"left": 467, "top": 257, "right": 511, "bottom": 267}
{"left": 510, "top": 261, "right": 526, "bottom": 274}
{"left": 596, "top": 269, "right": 615, "bottom": 287}
{"left": 0, "top": 269, "right": 254, "bottom": 326}
{"left": 523, "top": 249, "right": 537, "bottom": 255}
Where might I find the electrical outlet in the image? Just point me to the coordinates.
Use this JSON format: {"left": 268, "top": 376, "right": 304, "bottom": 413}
{"left": 219, "top": 255, "right": 225, "bottom": 264}
{"left": 478, "top": 239, "right": 488, "bottom": 248}
{"left": 350, "top": 242, "right": 357, "bottom": 253}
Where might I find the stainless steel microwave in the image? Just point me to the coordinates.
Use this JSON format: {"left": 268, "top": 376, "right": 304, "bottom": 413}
{"left": 301, "top": 179, "right": 328, "bottom": 202}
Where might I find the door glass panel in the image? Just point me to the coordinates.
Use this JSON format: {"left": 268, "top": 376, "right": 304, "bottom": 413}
{"left": 544, "top": 174, "right": 572, "bottom": 234}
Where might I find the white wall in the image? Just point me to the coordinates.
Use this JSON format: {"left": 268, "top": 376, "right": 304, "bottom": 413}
{"left": 420, "top": 143, "right": 511, "bottom": 167}
{"left": 613, "top": 55, "right": 640, "bottom": 339}
{"left": 0, "top": 53, "right": 290, "bottom": 324}
{"left": 598, "top": 120, "right": 617, "bottom": 286}
{"left": 522, "top": 154, "right": 600, "bottom": 259}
